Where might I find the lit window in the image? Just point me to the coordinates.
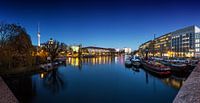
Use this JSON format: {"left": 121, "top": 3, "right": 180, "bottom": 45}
{"left": 196, "top": 44, "right": 200, "bottom": 47}
{"left": 195, "top": 39, "right": 199, "bottom": 43}
{"left": 196, "top": 48, "right": 200, "bottom": 52}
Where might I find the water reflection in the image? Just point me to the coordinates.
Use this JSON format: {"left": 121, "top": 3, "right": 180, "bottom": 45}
{"left": 129, "top": 67, "right": 185, "bottom": 89}
{"left": 115, "top": 55, "right": 126, "bottom": 64}
{"left": 162, "top": 76, "right": 185, "bottom": 89}
{"left": 3, "top": 55, "right": 187, "bottom": 103}
{"left": 3, "top": 76, "right": 36, "bottom": 103}
{"left": 145, "top": 71, "right": 149, "bottom": 84}
{"left": 123, "top": 62, "right": 185, "bottom": 89}
{"left": 66, "top": 56, "right": 116, "bottom": 67}
{"left": 41, "top": 68, "right": 65, "bottom": 95}
{"left": 66, "top": 56, "right": 186, "bottom": 90}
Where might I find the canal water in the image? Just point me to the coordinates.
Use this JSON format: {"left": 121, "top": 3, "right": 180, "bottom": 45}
{"left": 4, "top": 56, "right": 186, "bottom": 103}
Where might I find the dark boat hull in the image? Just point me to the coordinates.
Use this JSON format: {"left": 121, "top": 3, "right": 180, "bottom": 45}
{"left": 160, "top": 61, "right": 188, "bottom": 73}
{"left": 170, "top": 66, "right": 187, "bottom": 72}
{"left": 141, "top": 61, "right": 171, "bottom": 77}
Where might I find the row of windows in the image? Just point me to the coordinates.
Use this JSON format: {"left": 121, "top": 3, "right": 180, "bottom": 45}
{"left": 196, "top": 44, "right": 200, "bottom": 47}
{"left": 195, "top": 39, "right": 200, "bottom": 43}
{"left": 195, "top": 33, "right": 200, "bottom": 38}
{"left": 172, "top": 42, "right": 194, "bottom": 47}
{"left": 172, "top": 33, "right": 194, "bottom": 39}
{"left": 196, "top": 48, "right": 200, "bottom": 52}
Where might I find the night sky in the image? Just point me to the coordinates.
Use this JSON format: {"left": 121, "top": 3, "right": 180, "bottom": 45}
{"left": 1, "top": 0, "right": 200, "bottom": 50}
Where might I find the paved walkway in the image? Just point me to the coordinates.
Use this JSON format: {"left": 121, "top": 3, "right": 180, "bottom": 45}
{"left": 0, "top": 77, "right": 18, "bottom": 103}
{"left": 173, "top": 63, "right": 200, "bottom": 103}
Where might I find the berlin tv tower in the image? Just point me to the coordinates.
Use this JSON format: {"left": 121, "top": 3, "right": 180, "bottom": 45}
{"left": 37, "top": 23, "right": 40, "bottom": 47}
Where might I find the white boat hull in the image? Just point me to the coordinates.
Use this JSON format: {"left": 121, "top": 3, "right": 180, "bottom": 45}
{"left": 132, "top": 61, "right": 141, "bottom": 67}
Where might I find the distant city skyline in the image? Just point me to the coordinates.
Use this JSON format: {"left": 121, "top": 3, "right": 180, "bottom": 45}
{"left": 1, "top": 0, "right": 200, "bottom": 50}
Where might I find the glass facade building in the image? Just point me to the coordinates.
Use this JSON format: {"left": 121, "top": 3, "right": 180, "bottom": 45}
{"left": 139, "top": 25, "right": 200, "bottom": 58}
{"left": 171, "top": 26, "right": 197, "bottom": 57}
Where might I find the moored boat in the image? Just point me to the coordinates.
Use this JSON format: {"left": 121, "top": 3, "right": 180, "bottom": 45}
{"left": 160, "top": 60, "right": 188, "bottom": 72}
{"left": 141, "top": 60, "right": 171, "bottom": 76}
{"left": 131, "top": 55, "right": 141, "bottom": 67}
{"left": 125, "top": 59, "right": 132, "bottom": 68}
{"left": 40, "top": 63, "right": 54, "bottom": 71}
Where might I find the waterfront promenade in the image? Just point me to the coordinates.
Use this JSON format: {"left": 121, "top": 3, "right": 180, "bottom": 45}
{"left": 0, "top": 77, "right": 18, "bottom": 103}
{"left": 173, "top": 63, "right": 200, "bottom": 103}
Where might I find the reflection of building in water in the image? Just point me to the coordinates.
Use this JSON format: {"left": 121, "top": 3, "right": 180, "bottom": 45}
{"left": 66, "top": 56, "right": 115, "bottom": 66}
{"left": 66, "top": 58, "right": 82, "bottom": 69}
{"left": 70, "top": 58, "right": 80, "bottom": 66}
{"left": 82, "top": 56, "right": 114, "bottom": 65}
{"left": 162, "top": 77, "right": 185, "bottom": 89}
{"left": 40, "top": 73, "right": 44, "bottom": 79}
{"left": 114, "top": 55, "right": 125, "bottom": 64}
{"left": 143, "top": 70, "right": 185, "bottom": 90}
{"left": 40, "top": 72, "right": 49, "bottom": 79}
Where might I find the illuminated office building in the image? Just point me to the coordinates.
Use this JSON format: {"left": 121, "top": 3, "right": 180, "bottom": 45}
{"left": 138, "top": 25, "right": 200, "bottom": 58}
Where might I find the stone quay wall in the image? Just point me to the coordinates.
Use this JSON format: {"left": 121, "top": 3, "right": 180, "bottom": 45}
{"left": 173, "top": 63, "right": 200, "bottom": 103}
{"left": 0, "top": 77, "right": 18, "bottom": 103}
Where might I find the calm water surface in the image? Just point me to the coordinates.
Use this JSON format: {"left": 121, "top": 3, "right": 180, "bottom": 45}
{"left": 5, "top": 56, "right": 185, "bottom": 103}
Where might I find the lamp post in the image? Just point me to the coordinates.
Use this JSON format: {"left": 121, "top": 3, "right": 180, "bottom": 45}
{"left": 145, "top": 48, "right": 149, "bottom": 60}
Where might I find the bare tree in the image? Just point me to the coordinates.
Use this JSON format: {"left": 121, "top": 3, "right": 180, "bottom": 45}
{"left": 0, "top": 22, "right": 33, "bottom": 69}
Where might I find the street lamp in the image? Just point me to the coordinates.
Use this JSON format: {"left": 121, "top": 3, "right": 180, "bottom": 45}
{"left": 145, "top": 48, "right": 149, "bottom": 60}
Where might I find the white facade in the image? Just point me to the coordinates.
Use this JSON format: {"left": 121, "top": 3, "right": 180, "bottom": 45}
{"left": 171, "top": 25, "right": 200, "bottom": 58}
{"left": 124, "top": 48, "right": 131, "bottom": 54}
{"left": 195, "top": 32, "right": 200, "bottom": 57}
{"left": 194, "top": 26, "right": 200, "bottom": 57}
{"left": 115, "top": 48, "right": 120, "bottom": 52}
{"left": 71, "top": 46, "right": 80, "bottom": 52}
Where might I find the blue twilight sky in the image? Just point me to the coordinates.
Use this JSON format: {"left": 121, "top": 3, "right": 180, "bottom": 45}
{"left": 1, "top": 0, "right": 200, "bottom": 50}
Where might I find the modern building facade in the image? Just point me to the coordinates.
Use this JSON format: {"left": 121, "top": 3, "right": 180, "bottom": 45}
{"left": 194, "top": 31, "right": 200, "bottom": 57}
{"left": 138, "top": 25, "right": 200, "bottom": 58}
{"left": 138, "top": 40, "right": 153, "bottom": 57}
{"left": 171, "top": 26, "right": 200, "bottom": 57}
{"left": 154, "top": 33, "right": 171, "bottom": 57}
{"left": 82, "top": 46, "right": 116, "bottom": 56}
{"left": 124, "top": 48, "right": 132, "bottom": 54}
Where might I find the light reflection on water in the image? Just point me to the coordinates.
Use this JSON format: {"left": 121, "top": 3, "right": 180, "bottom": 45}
{"left": 66, "top": 55, "right": 127, "bottom": 66}
{"left": 5, "top": 55, "right": 187, "bottom": 103}
{"left": 162, "top": 76, "right": 185, "bottom": 89}
{"left": 66, "top": 56, "right": 115, "bottom": 66}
